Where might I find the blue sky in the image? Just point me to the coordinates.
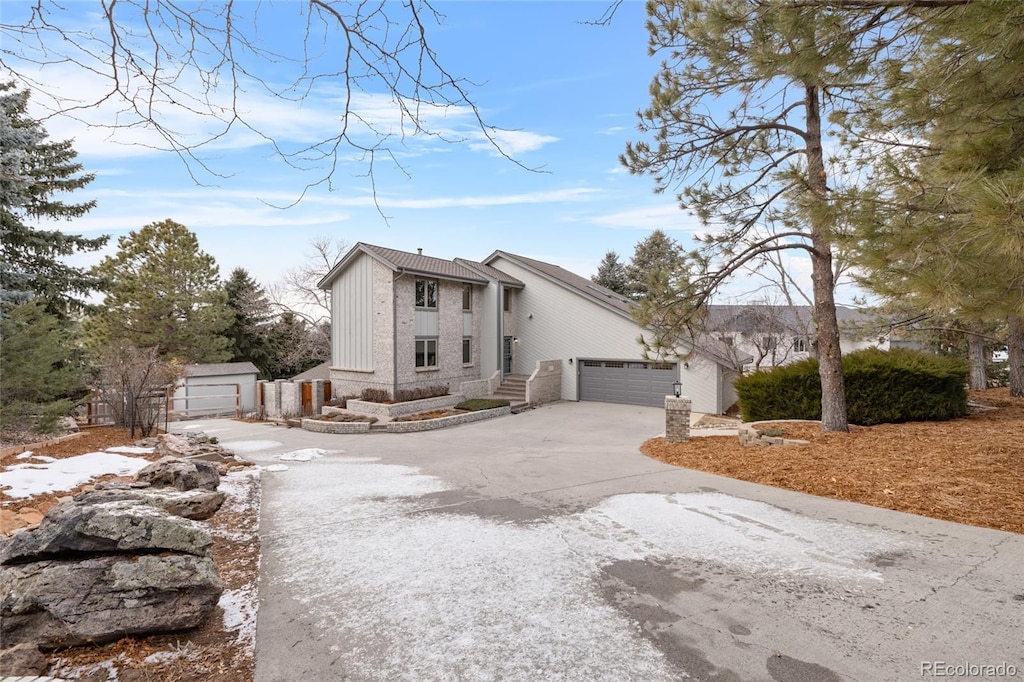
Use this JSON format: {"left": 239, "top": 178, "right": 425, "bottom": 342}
{"left": 6, "top": 0, "right": 852, "bottom": 306}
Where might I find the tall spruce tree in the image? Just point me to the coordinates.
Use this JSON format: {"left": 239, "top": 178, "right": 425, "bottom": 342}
{"left": 591, "top": 251, "right": 629, "bottom": 296}
{"left": 0, "top": 82, "right": 107, "bottom": 315}
{"left": 87, "top": 219, "right": 232, "bottom": 363}
{"left": 224, "top": 267, "right": 277, "bottom": 378}
{"left": 624, "top": 230, "right": 685, "bottom": 300}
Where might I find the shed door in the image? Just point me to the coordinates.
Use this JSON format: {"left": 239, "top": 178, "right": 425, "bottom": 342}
{"left": 579, "top": 360, "right": 677, "bottom": 407}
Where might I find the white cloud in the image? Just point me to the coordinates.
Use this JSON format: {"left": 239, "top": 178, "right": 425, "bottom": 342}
{"left": 468, "top": 129, "right": 559, "bottom": 156}
{"left": 588, "top": 203, "right": 704, "bottom": 231}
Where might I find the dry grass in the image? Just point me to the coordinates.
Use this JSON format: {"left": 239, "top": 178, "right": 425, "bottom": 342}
{"left": 643, "top": 387, "right": 1024, "bottom": 535}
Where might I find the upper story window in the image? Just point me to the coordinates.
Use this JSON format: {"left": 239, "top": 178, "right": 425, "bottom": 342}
{"left": 415, "top": 278, "right": 438, "bottom": 309}
{"left": 503, "top": 287, "right": 512, "bottom": 312}
{"left": 462, "top": 283, "right": 472, "bottom": 311}
{"left": 792, "top": 337, "right": 808, "bottom": 353}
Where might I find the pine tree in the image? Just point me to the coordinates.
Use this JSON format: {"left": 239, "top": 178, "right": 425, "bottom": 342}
{"left": 87, "top": 219, "right": 232, "bottom": 363}
{"left": 0, "top": 82, "right": 107, "bottom": 314}
{"left": 624, "top": 230, "right": 685, "bottom": 300}
{"left": 591, "top": 251, "right": 628, "bottom": 296}
{"left": 224, "top": 267, "right": 277, "bottom": 378}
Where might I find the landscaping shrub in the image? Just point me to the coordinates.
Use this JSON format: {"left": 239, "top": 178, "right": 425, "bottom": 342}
{"left": 455, "top": 399, "right": 509, "bottom": 411}
{"left": 393, "top": 384, "right": 450, "bottom": 402}
{"left": 735, "top": 348, "right": 968, "bottom": 425}
{"left": 359, "top": 387, "right": 391, "bottom": 403}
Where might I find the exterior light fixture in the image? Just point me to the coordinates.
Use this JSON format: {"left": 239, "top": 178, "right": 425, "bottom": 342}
{"left": 672, "top": 381, "right": 682, "bottom": 398}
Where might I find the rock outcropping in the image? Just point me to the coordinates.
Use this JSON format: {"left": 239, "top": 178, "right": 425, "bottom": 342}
{"left": 0, "top": 452, "right": 231, "bottom": 667}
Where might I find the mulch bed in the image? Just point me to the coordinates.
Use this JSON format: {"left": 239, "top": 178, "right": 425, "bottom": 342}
{"left": 642, "top": 387, "right": 1024, "bottom": 535}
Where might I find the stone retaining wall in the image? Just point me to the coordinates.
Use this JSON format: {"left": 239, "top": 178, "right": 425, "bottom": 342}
{"left": 347, "top": 394, "right": 464, "bottom": 418}
{"left": 738, "top": 422, "right": 812, "bottom": 447}
{"left": 300, "top": 418, "right": 372, "bottom": 434}
{"left": 385, "top": 406, "right": 511, "bottom": 433}
{"left": 526, "top": 361, "right": 561, "bottom": 405}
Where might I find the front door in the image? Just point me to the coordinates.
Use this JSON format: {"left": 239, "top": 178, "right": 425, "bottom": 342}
{"left": 503, "top": 336, "right": 513, "bottom": 375}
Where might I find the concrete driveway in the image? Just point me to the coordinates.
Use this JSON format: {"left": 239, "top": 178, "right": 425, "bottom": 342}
{"left": 175, "top": 402, "right": 1023, "bottom": 681}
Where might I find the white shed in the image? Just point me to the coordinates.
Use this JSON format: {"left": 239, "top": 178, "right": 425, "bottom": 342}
{"left": 172, "top": 362, "right": 260, "bottom": 418}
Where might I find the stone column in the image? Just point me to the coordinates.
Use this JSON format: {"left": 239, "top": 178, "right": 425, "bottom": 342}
{"left": 665, "top": 396, "right": 691, "bottom": 443}
{"left": 280, "top": 381, "right": 302, "bottom": 418}
{"left": 311, "top": 379, "right": 325, "bottom": 416}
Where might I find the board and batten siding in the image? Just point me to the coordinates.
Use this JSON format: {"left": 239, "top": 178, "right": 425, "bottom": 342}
{"left": 488, "top": 256, "right": 724, "bottom": 414}
{"left": 331, "top": 253, "right": 376, "bottom": 371}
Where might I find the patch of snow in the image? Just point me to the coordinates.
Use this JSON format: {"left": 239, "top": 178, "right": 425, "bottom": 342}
{"left": 15, "top": 452, "right": 55, "bottom": 462}
{"left": 263, "top": 464, "right": 289, "bottom": 472}
{"left": 180, "top": 423, "right": 209, "bottom": 430}
{"left": 220, "top": 584, "right": 259, "bottom": 648}
{"left": 1, "top": 452, "right": 151, "bottom": 498}
{"left": 262, "top": 457, "right": 901, "bottom": 681}
{"left": 276, "top": 448, "right": 332, "bottom": 462}
{"left": 221, "top": 439, "right": 284, "bottom": 453}
{"left": 105, "top": 445, "right": 156, "bottom": 454}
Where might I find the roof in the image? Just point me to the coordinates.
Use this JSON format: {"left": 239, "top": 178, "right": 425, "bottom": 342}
{"left": 319, "top": 243, "right": 502, "bottom": 288}
{"left": 705, "top": 304, "right": 877, "bottom": 335}
{"left": 184, "top": 362, "right": 259, "bottom": 378}
{"left": 483, "top": 251, "right": 743, "bottom": 369}
{"left": 453, "top": 258, "right": 524, "bottom": 287}
{"left": 290, "top": 361, "right": 331, "bottom": 382}
{"left": 484, "top": 250, "right": 633, "bottom": 314}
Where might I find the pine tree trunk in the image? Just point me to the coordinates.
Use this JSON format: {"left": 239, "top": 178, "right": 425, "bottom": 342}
{"left": 805, "top": 84, "right": 849, "bottom": 432}
{"left": 966, "top": 331, "right": 988, "bottom": 390}
{"left": 1009, "top": 315, "right": 1024, "bottom": 397}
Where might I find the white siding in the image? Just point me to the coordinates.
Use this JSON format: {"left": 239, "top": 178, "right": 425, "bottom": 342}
{"left": 488, "top": 257, "right": 722, "bottom": 414}
{"left": 480, "top": 281, "right": 500, "bottom": 376}
{"left": 331, "top": 253, "right": 375, "bottom": 370}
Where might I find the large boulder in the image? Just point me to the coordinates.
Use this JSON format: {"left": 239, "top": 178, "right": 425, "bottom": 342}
{"left": 1, "top": 553, "right": 223, "bottom": 649}
{"left": 0, "top": 501, "right": 212, "bottom": 565}
{"left": 135, "top": 456, "right": 220, "bottom": 491}
{"left": 0, "top": 643, "right": 48, "bottom": 676}
{"left": 74, "top": 486, "right": 227, "bottom": 521}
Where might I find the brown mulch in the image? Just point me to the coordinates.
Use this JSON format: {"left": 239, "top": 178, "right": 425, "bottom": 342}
{"left": 642, "top": 387, "right": 1024, "bottom": 535}
{"left": 0, "top": 425, "right": 259, "bottom": 681}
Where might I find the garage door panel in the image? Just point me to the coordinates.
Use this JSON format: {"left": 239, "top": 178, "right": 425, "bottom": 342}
{"left": 579, "top": 360, "right": 677, "bottom": 407}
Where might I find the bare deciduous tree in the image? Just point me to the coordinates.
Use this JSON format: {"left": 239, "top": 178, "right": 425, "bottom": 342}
{"left": 1, "top": 1, "right": 518, "bottom": 193}
{"left": 95, "top": 341, "right": 181, "bottom": 437}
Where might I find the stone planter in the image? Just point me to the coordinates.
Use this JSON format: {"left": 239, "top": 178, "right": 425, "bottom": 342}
{"left": 385, "top": 406, "right": 511, "bottom": 433}
{"left": 301, "top": 418, "right": 372, "bottom": 434}
{"left": 346, "top": 394, "right": 464, "bottom": 418}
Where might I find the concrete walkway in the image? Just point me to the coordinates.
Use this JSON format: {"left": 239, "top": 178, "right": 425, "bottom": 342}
{"left": 174, "top": 402, "right": 1023, "bottom": 682}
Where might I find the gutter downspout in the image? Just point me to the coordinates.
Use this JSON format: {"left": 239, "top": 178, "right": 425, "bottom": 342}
{"left": 393, "top": 272, "right": 405, "bottom": 399}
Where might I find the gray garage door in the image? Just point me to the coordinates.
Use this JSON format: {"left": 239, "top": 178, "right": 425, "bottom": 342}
{"left": 578, "top": 359, "right": 677, "bottom": 407}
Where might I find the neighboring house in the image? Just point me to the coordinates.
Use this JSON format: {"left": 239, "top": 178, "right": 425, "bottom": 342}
{"left": 172, "top": 362, "right": 259, "bottom": 418}
{"left": 318, "top": 243, "right": 745, "bottom": 414}
{"left": 704, "top": 304, "right": 889, "bottom": 372}
{"left": 290, "top": 361, "right": 331, "bottom": 382}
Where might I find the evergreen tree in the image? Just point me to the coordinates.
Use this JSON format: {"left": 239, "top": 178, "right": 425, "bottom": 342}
{"left": 0, "top": 299, "right": 88, "bottom": 431}
{"left": 224, "top": 267, "right": 277, "bottom": 378}
{"left": 0, "top": 82, "right": 107, "bottom": 314}
{"left": 591, "top": 250, "right": 628, "bottom": 296}
{"left": 622, "top": 1, "right": 911, "bottom": 430}
{"left": 848, "top": 0, "right": 1024, "bottom": 395}
{"left": 87, "top": 219, "right": 232, "bottom": 363}
{"left": 624, "top": 230, "right": 685, "bottom": 300}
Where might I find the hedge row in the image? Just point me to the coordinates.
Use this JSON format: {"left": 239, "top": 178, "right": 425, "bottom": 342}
{"left": 735, "top": 348, "right": 968, "bottom": 425}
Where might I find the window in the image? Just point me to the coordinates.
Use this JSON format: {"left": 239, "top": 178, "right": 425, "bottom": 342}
{"left": 415, "top": 278, "right": 437, "bottom": 309}
{"left": 462, "top": 337, "right": 472, "bottom": 364}
{"left": 415, "top": 338, "right": 437, "bottom": 368}
{"left": 503, "top": 287, "right": 512, "bottom": 312}
{"left": 792, "top": 337, "right": 808, "bottom": 353}
{"left": 462, "top": 283, "right": 472, "bottom": 311}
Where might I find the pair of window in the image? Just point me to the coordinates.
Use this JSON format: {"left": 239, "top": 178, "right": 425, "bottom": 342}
{"left": 415, "top": 337, "right": 472, "bottom": 368}
{"left": 417, "top": 279, "right": 474, "bottom": 311}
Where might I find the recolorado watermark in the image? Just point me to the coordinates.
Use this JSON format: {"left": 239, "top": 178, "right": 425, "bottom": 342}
{"left": 921, "top": 661, "right": 1019, "bottom": 678}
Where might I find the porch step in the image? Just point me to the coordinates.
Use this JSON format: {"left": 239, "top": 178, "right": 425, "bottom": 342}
{"left": 492, "top": 374, "right": 528, "bottom": 409}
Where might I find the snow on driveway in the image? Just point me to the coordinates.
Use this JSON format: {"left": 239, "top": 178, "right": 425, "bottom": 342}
{"left": 263, "top": 455, "right": 902, "bottom": 681}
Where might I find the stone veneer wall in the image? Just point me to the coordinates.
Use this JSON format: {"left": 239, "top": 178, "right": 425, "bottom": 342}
{"left": 665, "top": 396, "right": 691, "bottom": 443}
{"left": 346, "top": 394, "right": 465, "bottom": 418}
{"left": 525, "top": 360, "right": 562, "bottom": 405}
{"left": 459, "top": 371, "right": 501, "bottom": 400}
{"left": 301, "top": 418, "right": 371, "bottom": 434}
{"left": 385, "top": 405, "right": 511, "bottom": 433}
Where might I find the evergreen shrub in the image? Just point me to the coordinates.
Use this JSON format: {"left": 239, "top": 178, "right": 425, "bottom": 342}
{"left": 735, "top": 348, "right": 968, "bottom": 425}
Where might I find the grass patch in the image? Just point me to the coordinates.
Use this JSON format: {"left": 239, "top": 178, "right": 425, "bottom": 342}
{"left": 454, "top": 399, "right": 510, "bottom": 411}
